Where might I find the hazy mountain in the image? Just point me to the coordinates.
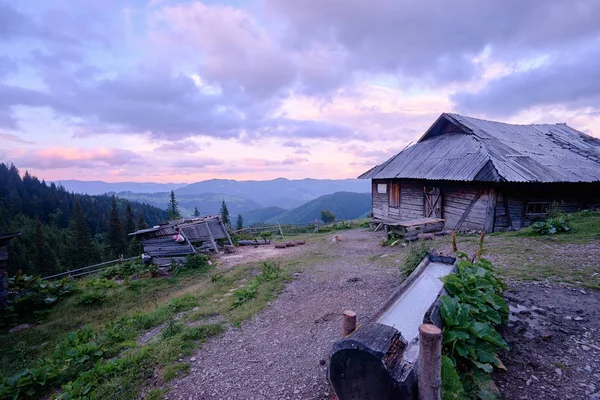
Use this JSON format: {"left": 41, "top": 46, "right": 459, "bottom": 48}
{"left": 175, "top": 178, "right": 370, "bottom": 208}
{"left": 240, "top": 206, "right": 287, "bottom": 226}
{"left": 264, "top": 192, "right": 371, "bottom": 224}
{"left": 113, "top": 192, "right": 261, "bottom": 217}
{"left": 56, "top": 180, "right": 188, "bottom": 195}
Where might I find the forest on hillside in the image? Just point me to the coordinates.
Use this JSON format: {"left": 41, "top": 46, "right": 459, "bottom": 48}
{"left": 0, "top": 163, "right": 167, "bottom": 276}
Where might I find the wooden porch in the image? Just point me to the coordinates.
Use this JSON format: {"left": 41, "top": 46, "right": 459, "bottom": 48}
{"left": 371, "top": 217, "right": 445, "bottom": 240}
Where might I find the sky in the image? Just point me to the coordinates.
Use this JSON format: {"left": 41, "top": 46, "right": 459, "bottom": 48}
{"left": 1, "top": 0, "right": 600, "bottom": 183}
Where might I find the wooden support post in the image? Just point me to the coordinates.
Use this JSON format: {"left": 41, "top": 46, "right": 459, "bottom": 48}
{"left": 484, "top": 188, "right": 497, "bottom": 233}
{"left": 418, "top": 324, "right": 442, "bottom": 400}
{"left": 204, "top": 221, "right": 219, "bottom": 253}
{"left": 277, "top": 222, "right": 284, "bottom": 237}
{"left": 342, "top": 310, "right": 357, "bottom": 336}
{"left": 314, "top": 219, "right": 319, "bottom": 233}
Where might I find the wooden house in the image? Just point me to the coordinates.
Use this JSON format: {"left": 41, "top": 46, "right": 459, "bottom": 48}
{"left": 359, "top": 113, "right": 600, "bottom": 233}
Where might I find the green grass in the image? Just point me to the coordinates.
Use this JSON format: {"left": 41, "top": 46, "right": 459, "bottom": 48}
{"left": 0, "top": 257, "right": 298, "bottom": 399}
{"left": 433, "top": 211, "right": 600, "bottom": 289}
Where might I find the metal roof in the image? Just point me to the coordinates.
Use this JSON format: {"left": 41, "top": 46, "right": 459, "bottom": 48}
{"left": 360, "top": 113, "right": 600, "bottom": 182}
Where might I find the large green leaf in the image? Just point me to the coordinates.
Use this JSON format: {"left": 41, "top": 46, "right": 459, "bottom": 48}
{"left": 469, "top": 322, "right": 509, "bottom": 350}
{"left": 441, "top": 355, "right": 467, "bottom": 400}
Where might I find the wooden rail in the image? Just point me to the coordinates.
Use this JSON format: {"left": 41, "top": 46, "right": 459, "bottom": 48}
{"left": 42, "top": 256, "right": 138, "bottom": 280}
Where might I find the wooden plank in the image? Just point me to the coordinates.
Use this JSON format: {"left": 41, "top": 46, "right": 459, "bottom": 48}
{"left": 453, "top": 190, "right": 483, "bottom": 230}
{"left": 204, "top": 221, "right": 219, "bottom": 252}
{"left": 484, "top": 188, "right": 496, "bottom": 232}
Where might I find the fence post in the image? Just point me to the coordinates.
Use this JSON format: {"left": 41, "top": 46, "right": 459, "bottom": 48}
{"left": 342, "top": 310, "right": 357, "bottom": 336}
{"left": 277, "top": 222, "right": 283, "bottom": 237}
{"left": 314, "top": 219, "right": 319, "bottom": 233}
{"left": 418, "top": 324, "right": 442, "bottom": 400}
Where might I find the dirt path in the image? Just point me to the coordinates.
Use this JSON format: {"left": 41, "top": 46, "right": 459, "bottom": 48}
{"left": 165, "top": 229, "right": 404, "bottom": 400}
{"left": 495, "top": 281, "right": 600, "bottom": 400}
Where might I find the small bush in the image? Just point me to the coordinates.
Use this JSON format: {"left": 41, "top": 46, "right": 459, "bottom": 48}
{"left": 401, "top": 242, "right": 430, "bottom": 275}
{"left": 76, "top": 291, "right": 106, "bottom": 306}
{"left": 259, "top": 262, "right": 281, "bottom": 282}
{"left": 169, "top": 294, "right": 198, "bottom": 312}
{"left": 231, "top": 281, "right": 258, "bottom": 308}
{"left": 181, "top": 324, "right": 224, "bottom": 341}
{"left": 174, "top": 254, "right": 211, "bottom": 275}
{"left": 531, "top": 214, "right": 572, "bottom": 235}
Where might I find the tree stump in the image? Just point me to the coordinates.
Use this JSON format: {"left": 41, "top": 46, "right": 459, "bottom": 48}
{"left": 342, "top": 310, "right": 357, "bottom": 336}
{"left": 418, "top": 324, "right": 442, "bottom": 400}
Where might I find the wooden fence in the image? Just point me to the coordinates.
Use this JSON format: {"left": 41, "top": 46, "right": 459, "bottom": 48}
{"left": 42, "top": 256, "right": 138, "bottom": 281}
{"left": 232, "top": 221, "right": 329, "bottom": 237}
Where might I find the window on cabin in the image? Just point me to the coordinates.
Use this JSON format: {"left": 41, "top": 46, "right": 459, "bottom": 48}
{"left": 390, "top": 183, "right": 400, "bottom": 207}
{"left": 525, "top": 202, "right": 551, "bottom": 216}
{"left": 377, "top": 183, "right": 388, "bottom": 194}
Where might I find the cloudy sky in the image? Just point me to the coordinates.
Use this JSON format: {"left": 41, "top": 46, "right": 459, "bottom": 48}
{"left": 1, "top": 0, "right": 600, "bottom": 183}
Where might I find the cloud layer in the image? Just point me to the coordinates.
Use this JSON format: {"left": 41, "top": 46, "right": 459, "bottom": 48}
{"left": 1, "top": 0, "right": 599, "bottom": 182}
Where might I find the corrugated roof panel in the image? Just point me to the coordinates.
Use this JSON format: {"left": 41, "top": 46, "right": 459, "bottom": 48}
{"left": 361, "top": 113, "right": 600, "bottom": 182}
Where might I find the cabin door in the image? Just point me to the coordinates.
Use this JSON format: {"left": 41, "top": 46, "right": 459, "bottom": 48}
{"left": 424, "top": 186, "right": 442, "bottom": 218}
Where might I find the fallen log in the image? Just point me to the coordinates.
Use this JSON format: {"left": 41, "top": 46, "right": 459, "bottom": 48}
{"left": 237, "top": 239, "right": 270, "bottom": 246}
{"left": 274, "top": 243, "right": 287, "bottom": 249}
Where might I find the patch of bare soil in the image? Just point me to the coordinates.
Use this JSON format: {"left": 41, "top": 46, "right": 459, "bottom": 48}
{"left": 165, "top": 229, "right": 405, "bottom": 400}
{"left": 495, "top": 281, "right": 600, "bottom": 400}
{"left": 216, "top": 244, "right": 306, "bottom": 270}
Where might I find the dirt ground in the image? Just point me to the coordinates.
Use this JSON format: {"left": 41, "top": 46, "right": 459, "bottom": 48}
{"left": 163, "top": 229, "right": 599, "bottom": 400}
{"left": 165, "top": 228, "right": 404, "bottom": 400}
{"left": 495, "top": 281, "right": 600, "bottom": 400}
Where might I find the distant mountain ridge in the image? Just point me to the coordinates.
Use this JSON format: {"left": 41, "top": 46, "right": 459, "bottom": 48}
{"left": 175, "top": 178, "right": 370, "bottom": 208}
{"left": 56, "top": 180, "right": 187, "bottom": 195}
{"left": 261, "top": 192, "right": 371, "bottom": 224}
{"left": 57, "top": 178, "right": 371, "bottom": 213}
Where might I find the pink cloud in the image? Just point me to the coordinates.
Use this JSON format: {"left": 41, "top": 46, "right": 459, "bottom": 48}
{"left": 0, "top": 133, "right": 33, "bottom": 144}
{"left": 12, "top": 147, "right": 145, "bottom": 169}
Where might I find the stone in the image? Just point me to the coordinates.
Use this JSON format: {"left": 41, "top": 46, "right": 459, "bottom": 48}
{"left": 190, "top": 357, "right": 197, "bottom": 362}
{"left": 581, "top": 345, "right": 591, "bottom": 351}
{"left": 574, "top": 317, "right": 585, "bottom": 321}
{"left": 564, "top": 316, "right": 572, "bottom": 320}
{"left": 8, "top": 323, "right": 30, "bottom": 333}
{"left": 293, "top": 389, "right": 300, "bottom": 394}
{"left": 555, "top": 368, "right": 563, "bottom": 377}
{"left": 585, "top": 365, "right": 592, "bottom": 373}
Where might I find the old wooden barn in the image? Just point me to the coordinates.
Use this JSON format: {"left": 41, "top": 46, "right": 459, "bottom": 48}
{"left": 359, "top": 113, "right": 600, "bottom": 233}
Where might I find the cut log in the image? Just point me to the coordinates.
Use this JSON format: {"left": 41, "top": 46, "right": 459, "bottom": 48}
{"left": 342, "top": 310, "right": 357, "bottom": 336}
{"left": 274, "top": 243, "right": 287, "bottom": 249}
{"left": 295, "top": 241, "right": 306, "bottom": 245}
{"left": 418, "top": 324, "right": 442, "bottom": 400}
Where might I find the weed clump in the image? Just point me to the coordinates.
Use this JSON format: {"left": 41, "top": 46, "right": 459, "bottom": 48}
{"left": 401, "top": 242, "right": 430, "bottom": 276}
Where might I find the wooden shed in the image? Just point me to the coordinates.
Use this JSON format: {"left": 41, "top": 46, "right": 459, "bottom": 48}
{"left": 129, "top": 215, "right": 232, "bottom": 266}
{"left": 359, "top": 113, "right": 600, "bottom": 233}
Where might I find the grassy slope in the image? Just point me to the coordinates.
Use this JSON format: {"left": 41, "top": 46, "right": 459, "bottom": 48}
{"left": 266, "top": 192, "right": 371, "bottom": 224}
{"left": 430, "top": 211, "right": 600, "bottom": 290}
{"left": 0, "top": 259, "right": 300, "bottom": 399}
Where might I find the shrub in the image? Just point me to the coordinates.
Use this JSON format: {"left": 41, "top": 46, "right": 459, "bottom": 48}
{"left": 1, "top": 274, "right": 77, "bottom": 326}
{"left": 76, "top": 291, "right": 106, "bottom": 306}
{"left": 531, "top": 214, "right": 571, "bottom": 235}
{"left": 401, "top": 242, "right": 430, "bottom": 275}
{"left": 174, "top": 254, "right": 211, "bottom": 275}
{"left": 320, "top": 209, "right": 336, "bottom": 223}
{"left": 440, "top": 253, "right": 509, "bottom": 399}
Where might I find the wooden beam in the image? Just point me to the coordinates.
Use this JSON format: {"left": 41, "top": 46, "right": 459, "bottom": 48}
{"left": 453, "top": 189, "right": 483, "bottom": 231}
{"left": 503, "top": 194, "right": 513, "bottom": 229}
{"left": 484, "top": 188, "right": 497, "bottom": 233}
{"left": 204, "top": 221, "right": 219, "bottom": 253}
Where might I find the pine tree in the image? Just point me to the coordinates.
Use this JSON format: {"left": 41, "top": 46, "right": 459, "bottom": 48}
{"left": 236, "top": 214, "right": 243, "bottom": 230}
{"left": 124, "top": 201, "right": 136, "bottom": 237}
{"left": 137, "top": 214, "right": 148, "bottom": 230}
{"left": 220, "top": 200, "right": 230, "bottom": 227}
{"left": 193, "top": 206, "right": 200, "bottom": 217}
{"left": 166, "top": 190, "right": 181, "bottom": 220}
{"left": 105, "top": 195, "right": 126, "bottom": 259}
{"left": 66, "top": 199, "right": 98, "bottom": 268}
{"left": 33, "top": 219, "right": 57, "bottom": 276}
